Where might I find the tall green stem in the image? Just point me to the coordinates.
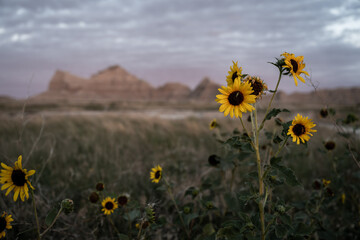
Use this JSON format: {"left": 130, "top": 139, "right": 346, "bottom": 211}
{"left": 259, "top": 71, "right": 283, "bottom": 131}
{"left": 252, "top": 106, "right": 266, "bottom": 240}
{"left": 30, "top": 188, "right": 41, "bottom": 240}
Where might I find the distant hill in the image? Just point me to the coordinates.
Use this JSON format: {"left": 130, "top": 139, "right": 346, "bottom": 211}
{"left": 31, "top": 65, "right": 360, "bottom": 106}
{"left": 34, "top": 65, "right": 221, "bottom": 102}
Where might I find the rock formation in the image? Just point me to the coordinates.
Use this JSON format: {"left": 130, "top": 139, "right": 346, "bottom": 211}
{"left": 189, "top": 77, "right": 221, "bottom": 102}
{"left": 48, "top": 70, "right": 87, "bottom": 93}
{"left": 153, "top": 83, "right": 191, "bottom": 101}
{"left": 84, "top": 65, "right": 154, "bottom": 100}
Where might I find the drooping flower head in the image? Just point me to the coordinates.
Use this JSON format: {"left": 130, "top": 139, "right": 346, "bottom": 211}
{"left": 0, "top": 212, "right": 13, "bottom": 239}
{"left": 101, "top": 197, "right": 118, "bottom": 215}
{"left": 287, "top": 114, "right": 317, "bottom": 144}
{"left": 281, "top": 52, "right": 309, "bottom": 86}
{"left": 150, "top": 165, "right": 162, "bottom": 183}
{"left": 226, "top": 61, "right": 243, "bottom": 86}
{"left": 0, "top": 155, "right": 35, "bottom": 202}
{"left": 216, "top": 78, "right": 256, "bottom": 118}
{"left": 244, "top": 76, "right": 268, "bottom": 99}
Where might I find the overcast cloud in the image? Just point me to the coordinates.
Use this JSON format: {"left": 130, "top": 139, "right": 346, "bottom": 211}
{"left": 0, "top": 0, "right": 360, "bottom": 98}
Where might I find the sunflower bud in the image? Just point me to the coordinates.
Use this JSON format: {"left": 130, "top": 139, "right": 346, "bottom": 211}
{"left": 183, "top": 206, "right": 191, "bottom": 214}
{"left": 276, "top": 205, "right": 286, "bottom": 214}
{"left": 89, "top": 192, "right": 99, "bottom": 203}
{"left": 208, "top": 155, "right": 221, "bottom": 167}
{"left": 61, "top": 199, "right": 74, "bottom": 214}
{"left": 117, "top": 193, "right": 130, "bottom": 206}
{"left": 205, "top": 201, "right": 214, "bottom": 210}
{"left": 192, "top": 188, "right": 199, "bottom": 198}
{"left": 324, "top": 141, "right": 336, "bottom": 151}
{"left": 96, "top": 182, "right": 104, "bottom": 191}
{"left": 320, "top": 108, "right": 328, "bottom": 118}
{"left": 312, "top": 180, "right": 322, "bottom": 190}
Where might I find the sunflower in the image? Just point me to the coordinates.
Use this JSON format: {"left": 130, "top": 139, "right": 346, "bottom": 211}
{"left": 244, "top": 76, "right": 268, "bottom": 99}
{"left": 287, "top": 114, "right": 317, "bottom": 144}
{"left": 216, "top": 78, "right": 256, "bottom": 118}
{"left": 150, "top": 165, "right": 162, "bottom": 183}
{"left": 101, "top": 197, "right": 118, "bottom": 215}
{"left": 0, "top": 155, "right": 35, "bottom": 202}
{"left": 209, "top": 119, "right": 218, "bottom": 130}
{"left": 226, "top": 61, "right": 242, "bottom": 86}
{"left": 281, "top": 52, "right": 309, "bottom": 86}
{"left": 0, "top": 212, "right": 13, "bottom": 239}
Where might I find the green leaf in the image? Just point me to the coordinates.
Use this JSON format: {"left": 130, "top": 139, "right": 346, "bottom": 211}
{"left": 270, "top": 157, "right": 282, "bottom": 165}
{"left": 275, "top": 224, "right": 288, "bottom": 238}
{"left": 279, "top": 214, "right": 292, "bottom": 226}
{"left": 45, "top": 208, "right": 59, "bottom": 227}
{"left": 272, "top": 163, "right": 301, "bottom": 186}
{"left": 203, "top": 223, "right": 216, "bottom": 236}
{"left": 295, "top": 223, "right": 314, "bottom": 236}
{"left": 273, "top": 135, "right": 283, "bottom": 144}
{"left": 126, "top": 209, "right": 140, "bottom": 221}
{"left": 281, "top": 121, "right": 292, "bottom": 137}
{"left": 216, "top": 226, "right": 237, "bottom": 240}
{"left": 184, "top": 213, "right": 198, "bottom": 226}
{"left": 265, "top": 108, "right": 290, "bottom": 121}
{"left": 117, "top": 234, "right": 129, "bottom": 240}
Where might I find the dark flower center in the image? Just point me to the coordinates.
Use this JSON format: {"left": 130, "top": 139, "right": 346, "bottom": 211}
{"left": 210, "top": 121, "right": 216, "bottom": 127}
{"left": 292, "top": 124, "right": 305, "bottom": 136}
{"left": 11, "top": 170, "right": 26, "bottom": 186}
{"left": 0, "top": 217, "right": 6, "bottom": 232}
{"left": 208, "top": 155, "right": 221, "bottom": 166}
{"left": 231, "top": 72, "right": 238, "bottom": 82}
{"left": 105, "top": 201, "right": 114, "bottom": 210}
{"left": 228, "top": 91, "right": 244, "bottom": 105}
{"left": 250, "top": 80, "right": 263, "bottom": 96}
{"left": 290, "top": 59, "right": 298, "bottom": 73}
{"left": 118, "top": 196, "right": 128, "bottom": 206}
{"left": 324, "top": 141, "right": 336, "bottom": 151}
{"left": 155, "top": 171, "right": 161, "bottom": 179}
{"left": 320, "top": 109, "right": 328, "bottom": 118}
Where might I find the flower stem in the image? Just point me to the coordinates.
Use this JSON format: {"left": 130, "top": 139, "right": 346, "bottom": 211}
{"left": 239, "top": 117, "right": 255, "bottom": 149}
{"left": 164, "top": 177, "right": 190, "bottom": 239}
{"left": 252, "top": 105, "right": 266, "bottom": 240}
{"left": 107, "top": 215, "right": 121, "bottom": 239}
{"left": 274, "top": 135, "right": 289, "bottom": 157}
{"left": 30, "top": 188, "right": 41, "bottom": 240}
{"left": 259, "top": 71, "right": 283, "bottom": 132}
{"left": 40, "top": 207, "right": 63, "bottom": 238}
{"left": 137, "top": 222, "right": 143, "bottom": 239}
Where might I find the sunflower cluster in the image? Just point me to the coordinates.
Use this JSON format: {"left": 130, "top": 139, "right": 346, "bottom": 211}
{"left": 217, "top": 62, "right": 270, "bottom": 119}
{"left": 89, "top": 182, "right": 130, "bottom": 216}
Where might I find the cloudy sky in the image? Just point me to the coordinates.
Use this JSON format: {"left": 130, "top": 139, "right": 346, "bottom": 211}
{"left": 0, "top": 0, "right": 360, "bottom": 98}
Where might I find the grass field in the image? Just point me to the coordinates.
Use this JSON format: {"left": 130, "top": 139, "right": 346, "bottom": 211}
{"left": 0, "top": 103, "right": 359, "bottom": 239}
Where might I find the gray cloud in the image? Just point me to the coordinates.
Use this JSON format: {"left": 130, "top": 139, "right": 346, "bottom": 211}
{"left": 0, "top": 0, "right": 359, "bottom": 98}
